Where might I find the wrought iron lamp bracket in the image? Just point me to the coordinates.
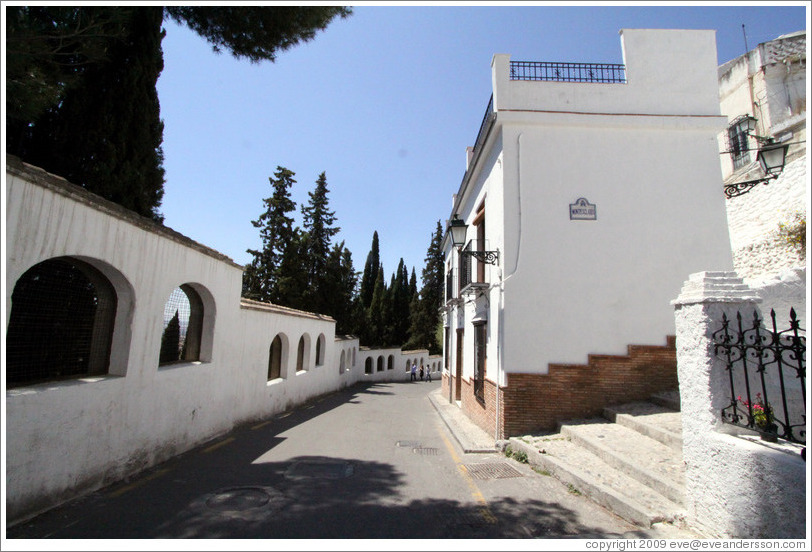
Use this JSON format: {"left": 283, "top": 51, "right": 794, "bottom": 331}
{"left": 461, "top": 249, "right": 500, "bottom": 265}
{"left": 724, "top": 174, "right": 779, "bottom": 199}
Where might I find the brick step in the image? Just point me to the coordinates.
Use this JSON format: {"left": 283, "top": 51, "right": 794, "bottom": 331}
{"left": 602, "top": 401, "right": 683, "bottom": 452}
{"left": 509, "top": 434, "right": 686, "bottom": 528}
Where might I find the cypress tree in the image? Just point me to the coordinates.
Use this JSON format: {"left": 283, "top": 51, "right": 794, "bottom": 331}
{"left": 406, "top": 222, "right": 445, "bottom": 354}
{"left": 301, "top": 171, "right": 340, "bottom": 313}
{"left": 159, "top": 310, "right": 181, "bottom": 363}
{"left": 359, "top": 231, "right": 380, "bottom": 309}
{"left": 323, "top": 242, "right": 358, "bottom": 335}
{"left": 368, "top": 266, "right": 387, "bottom": 346}
{"left": 243, "top": 166, "right": 297, "bottom": 302}
{"left": 275, "top": 229, "right": 309, "bottom": 311}
{"left": 22, "top": 7, "right": 167, "bottom": 221}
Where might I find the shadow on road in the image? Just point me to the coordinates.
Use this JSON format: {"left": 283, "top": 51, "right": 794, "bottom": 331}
{"left": 7, "top": 381, "right": 644, "bottom": 540}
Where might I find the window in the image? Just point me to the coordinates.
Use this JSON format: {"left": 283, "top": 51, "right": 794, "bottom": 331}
{"left": 339, "top": 350, "right": 346, "bottom": 374}
{"left": 387, "top": 355, "right": 394, "bottom": 370}
{"left": 296, "top": 336, "right": 306, "bottom": 372}
{"left": 7, "top": 257, "right": 117, "bottom": 387}
{"left": 458, "top": 242, "right": 472, "bottom": 290}
{"left": 728, "top": 117, "right": 752, "bottom": 170}
{"left": 159, "top": 285, "right": 205, "bottom": 365}
{"left": 268, "top": 335, "right": 283, "bottom": 381}
{"left": 473, "top": 323, "right": 487, "bottom": 403}
{"left": 365, "top": 357, "right": 373, "bottom": 374}
{"left": 315, "top": 333, "right": 326, "bottom": 366}
{"left": 473, "top": 202, "right": 486, "bottom": 283}
{"left": 377, "top": 356, "right": 384, "bottom": 372}
{"left": 444, "top": 327, "right": 451, "bottom": 372}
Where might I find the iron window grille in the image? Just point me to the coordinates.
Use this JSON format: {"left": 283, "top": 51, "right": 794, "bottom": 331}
{"left": 727, "top": 117, "right": 753, "bottom": 170}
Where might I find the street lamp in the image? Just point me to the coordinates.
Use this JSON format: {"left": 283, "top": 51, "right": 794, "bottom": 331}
{"left": 757, "top": 140, "right": 788, "bottom": 177}
{"left": 447, "top": 214, "right": 499, "bottom": 265}
{"left": 723, "top": 116, "right": 790, "bottom": 199}
{"left": 448, "top": 214, "right": 468, "bottom": 249}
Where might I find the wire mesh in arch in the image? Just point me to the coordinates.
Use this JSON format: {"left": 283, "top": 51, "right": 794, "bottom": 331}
{"left": 159, "top": 287, "right": 191, "bottom": 364}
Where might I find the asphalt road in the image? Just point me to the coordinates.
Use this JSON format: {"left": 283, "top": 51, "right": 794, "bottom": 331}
{"left": 6, "top": 379, "right": 654, "bottom": 541}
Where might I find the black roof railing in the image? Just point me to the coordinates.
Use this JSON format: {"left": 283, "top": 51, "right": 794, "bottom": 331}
{"left": 510, "top": 61, "right": 627, "bottom": 83}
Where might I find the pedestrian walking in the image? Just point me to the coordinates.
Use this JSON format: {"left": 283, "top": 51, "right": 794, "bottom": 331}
{"left": 410, "top": 362, "right": 417, "bottom": 381}
{"left": 426, "top": 368, "right": 432, "bottom": 382}
{"left": 419, "top": 364, "right": 424, "bottom": 381}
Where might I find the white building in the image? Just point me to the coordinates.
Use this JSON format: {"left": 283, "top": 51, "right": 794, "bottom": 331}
{"left": 441, "top": 29, "right": 735, "bottom": 439}
{"left": 717, "top": 30, "right": 807, "bottom": 324}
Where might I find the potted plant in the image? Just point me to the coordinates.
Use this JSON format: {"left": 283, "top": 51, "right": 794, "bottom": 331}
{"left": 738, "top": 394, "right": 777, "bottom": 441}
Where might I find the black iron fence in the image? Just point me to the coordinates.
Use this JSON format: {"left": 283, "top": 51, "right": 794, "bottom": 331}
{"left": 713, "top": 308, "right": 806, "bottom": 446}
{"left": 510, "top": 61, "right": 627, "bottom": 83}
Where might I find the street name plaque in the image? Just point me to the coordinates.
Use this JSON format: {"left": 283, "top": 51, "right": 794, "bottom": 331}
{"left": 569, "top": 197, "right": 597, "bottom": 220}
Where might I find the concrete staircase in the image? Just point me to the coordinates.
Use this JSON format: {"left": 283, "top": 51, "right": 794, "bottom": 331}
{"left": 508, "top": 390, "right": 687, "bottom": 528}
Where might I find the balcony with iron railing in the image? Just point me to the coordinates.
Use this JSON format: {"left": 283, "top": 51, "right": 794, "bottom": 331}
{"left": 457, "top": 240, "right": 490, "bottom": 295}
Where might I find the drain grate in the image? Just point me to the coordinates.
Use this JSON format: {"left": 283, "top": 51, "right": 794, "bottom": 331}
{"left": 396, "top": 440, "right": 421, "bottom": 448}
{"left": 464, "top": 463, "right": 523, "bottom": 480}
{"left": 285, "top": 460, "right": 354, "bottom": 479}
{"left": 412, "top": 446, "right": 439, "bottom": 455}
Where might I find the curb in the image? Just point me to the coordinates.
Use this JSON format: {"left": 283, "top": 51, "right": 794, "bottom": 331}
{"left": 427, "top": 389, "right": 496, "bottom": 454}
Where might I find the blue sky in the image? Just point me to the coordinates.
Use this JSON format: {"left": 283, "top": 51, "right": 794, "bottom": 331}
{"left": 156, "top": 2, "right": 808, "bottom": 285}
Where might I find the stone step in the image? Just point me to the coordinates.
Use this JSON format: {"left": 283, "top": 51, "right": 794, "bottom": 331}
{"left": 509, "top": 434, "right": 686, "bottom": 528}
{"left": 651, "top": 389, "right": 681, "bottom": 411}
{"left": 559, "top": 419, "right": 685, "bottom": 505}
{"left": 603, "top": 402, "right": 683, "bottom": 452}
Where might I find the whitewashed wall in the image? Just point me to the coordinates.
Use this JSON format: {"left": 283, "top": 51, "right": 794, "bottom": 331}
{"left": 3, "top": 157, "right": 428, "bottom": 523}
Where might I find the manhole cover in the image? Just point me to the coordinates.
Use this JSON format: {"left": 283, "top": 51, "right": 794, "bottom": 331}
{"left": 412, "top": 446, "right": 439, "bottom": 455}
{"left": 205, "top": 487, "right": 273, "bottom": 512}
{"left": 285, "top": 460, "right": 354, "bottom": 479}
{"left": 464, "top": 463, "right": 523, "bottom": 480}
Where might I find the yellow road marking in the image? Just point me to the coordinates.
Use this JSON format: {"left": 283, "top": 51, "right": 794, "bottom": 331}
{"left": 202, "top": 436, "right": 235, "bottom": 453}
{"left": 251, "top": 420, "right": 271, "bottom": 430}
{"left": 108, "top": 468, "right": 171, "bottom": 498}
{"left": 439, "top": 432, "right": 498, "bottom": 524}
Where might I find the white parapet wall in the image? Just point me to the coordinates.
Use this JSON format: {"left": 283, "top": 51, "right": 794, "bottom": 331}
{"left": 3, "top": 156, "right": 427, "bottom": 523}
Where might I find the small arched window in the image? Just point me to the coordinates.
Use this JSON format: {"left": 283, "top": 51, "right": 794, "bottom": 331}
{"left": 387, "top": 355, "right": 394, "bottom": 370}
{"left": 365, "top": 357, "right": 373, "bottom": 374}
{"left": 159, "top": 284, "right": 205, "bottom": 365}
{"left": 377, "top": 356, "right": 384, "bottom": 372}
{"left": 268, "top": 335, "right": 283, "bottom": 381}
{"left": 297, "top": 336, "right": 306, "bottom": 372}
{"left": 316, "top": 333, "right": 326, "bottom": 366}
{"left": 7, "top": 257, "right": 117, "bottom": 387}
{"left": 339, "top": 350, "right": 346, "bottom": 374}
